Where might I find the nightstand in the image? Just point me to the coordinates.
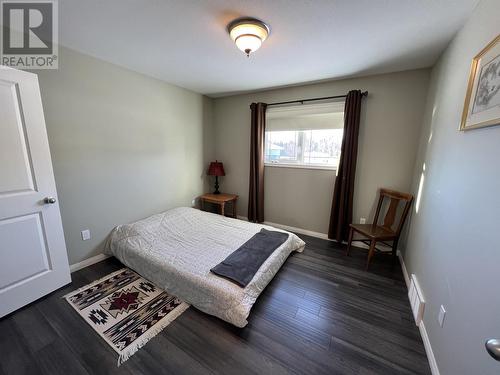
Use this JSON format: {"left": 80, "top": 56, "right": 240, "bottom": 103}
{"left": 200, "top": 193, "right": 238, "bottom": 218}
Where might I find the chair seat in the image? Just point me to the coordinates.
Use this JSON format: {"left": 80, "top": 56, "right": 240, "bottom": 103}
{"left": 349, "top": 224, "right": 396, "bottom": 240}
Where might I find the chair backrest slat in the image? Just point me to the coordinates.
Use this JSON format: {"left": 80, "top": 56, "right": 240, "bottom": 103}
{"left": 373, "top": 194, "right": 384, "bottom": 227}
{"left": 382, "top": 197, "right": 400, "bottom": 229}
{"left": 376, "top": 188, "right": 414, "bottom": 235}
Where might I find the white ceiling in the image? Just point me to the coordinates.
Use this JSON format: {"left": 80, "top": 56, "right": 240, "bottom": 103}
{"left": 58, "top": 0, "right": 479, "bottom": 97}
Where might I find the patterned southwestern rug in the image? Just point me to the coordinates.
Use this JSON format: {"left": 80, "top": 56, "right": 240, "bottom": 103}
{"left": 65, "top": 268, "right": 189, "bottom": 365}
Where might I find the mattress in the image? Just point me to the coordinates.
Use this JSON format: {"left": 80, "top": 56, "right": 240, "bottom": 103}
{"left": 104, "top": 207, "right": 305, "bottom": 327}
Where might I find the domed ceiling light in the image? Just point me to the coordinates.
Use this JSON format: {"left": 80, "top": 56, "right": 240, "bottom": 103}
{"left": 228, "top": 18, "right": 270, "bottom": 57}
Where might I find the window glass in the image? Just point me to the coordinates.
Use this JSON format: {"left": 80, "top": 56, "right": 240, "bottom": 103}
{"left": 265, "top": 102, "right": 344, "bottom": 169}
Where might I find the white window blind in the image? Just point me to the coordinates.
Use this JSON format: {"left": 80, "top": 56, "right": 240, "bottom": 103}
{"left": 266, "top": 101, "right": 345, "bottom": 131}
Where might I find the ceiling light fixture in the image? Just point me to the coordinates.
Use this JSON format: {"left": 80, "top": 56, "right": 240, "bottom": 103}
{"left": 227, "top": 18, "right": 270, "bottom": 57}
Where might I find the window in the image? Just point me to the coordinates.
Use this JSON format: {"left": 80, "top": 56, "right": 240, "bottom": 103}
{"left": 264, "top": 101, "right": 344, "bottom": 170}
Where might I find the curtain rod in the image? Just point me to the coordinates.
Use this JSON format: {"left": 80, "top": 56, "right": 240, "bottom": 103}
{"left": 266, "top": 91, "right": 368, "bottom": 107}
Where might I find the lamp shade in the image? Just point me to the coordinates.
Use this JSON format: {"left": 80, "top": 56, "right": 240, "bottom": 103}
{"left": 208, "top": 160, "right": 225, "bottom": 176}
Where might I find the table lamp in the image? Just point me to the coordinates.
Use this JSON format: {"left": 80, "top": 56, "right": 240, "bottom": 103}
{"left": 207, "top": 160, "right": 225, "bottom": 194}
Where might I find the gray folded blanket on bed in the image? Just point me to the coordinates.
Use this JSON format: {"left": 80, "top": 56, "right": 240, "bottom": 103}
{"left": 211, "top": 229, "right": 289, "bottom": 287}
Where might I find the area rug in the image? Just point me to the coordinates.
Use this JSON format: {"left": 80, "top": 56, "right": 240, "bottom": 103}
{"left": 65, "top": 268, "right": 189, "bottom": 365}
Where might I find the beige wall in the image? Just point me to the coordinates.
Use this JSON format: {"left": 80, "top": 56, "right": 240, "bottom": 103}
{"left": 213, "top": 69, "right": 430, "bottom": 234}
{"left": 403, "top": 0, "right": 500, "bottom": 373}
{"left": 36, "top": 47, "right": 214, "bottom": 265}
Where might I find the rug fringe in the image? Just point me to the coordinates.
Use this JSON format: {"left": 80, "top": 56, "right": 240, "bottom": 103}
{"left": 62, "top": 268, "right": 128, "bottom": 300}
{"left": 117, "top": 302, "right": 190, "bottom": 366}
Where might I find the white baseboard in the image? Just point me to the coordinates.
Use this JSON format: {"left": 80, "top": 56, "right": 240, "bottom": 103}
{"left": 418, "top": 321, "right": 440, "bottom": 375}
{"left": 397, "top": 251, "right": 440, "bottom": 375}
{"left": 236, "top": 217, "right": 392, "bottom": 250}
{"left": 237, "top": 216, "right": 329, "bottom": 239}
{"left": 397, "top": 250, "right": 410, "bottom": 287}
{"left": 263, "top": 221, "right": 329, "bottom": 240}
{"left": 70, "top": 253, "right": 111, "bottom": 273}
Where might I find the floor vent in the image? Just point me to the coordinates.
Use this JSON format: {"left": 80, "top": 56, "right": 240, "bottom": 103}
{"left": 408, "top": 274, "right": 425, "bottom": 326}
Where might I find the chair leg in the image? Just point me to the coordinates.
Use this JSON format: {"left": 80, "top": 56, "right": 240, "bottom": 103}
{"left": 346, "top": 228, "right": 354, "bottom": 256}
{"left": 392, "top": 239, "right": 399, "bottom": 257}
{"left": 391, "top": 239, "right": 399, "bottom": 265}
{"left": 366, "top": 239, "right": 376, "bottom": 271}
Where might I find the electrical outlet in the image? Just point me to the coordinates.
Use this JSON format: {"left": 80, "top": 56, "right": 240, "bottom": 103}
{"left": 438, "top": 305, "right": 446, "bottom": 327}
{"left": 360, "top": 217, "right": 366, "bottom": 224}
{"left": 81, "top": 229, "right": 91, "bottom": 241}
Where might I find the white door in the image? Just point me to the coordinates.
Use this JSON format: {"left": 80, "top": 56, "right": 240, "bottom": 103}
{"left": 0, "top": 66, "right": 70, "bottom": 317}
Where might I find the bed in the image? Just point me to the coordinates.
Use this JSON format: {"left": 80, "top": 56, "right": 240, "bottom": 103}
{"left": 104, "top": 207, "right": 305, "bottom": 327}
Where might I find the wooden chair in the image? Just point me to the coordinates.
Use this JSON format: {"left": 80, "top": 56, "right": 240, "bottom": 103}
{"left": 346, "top": 188, "right": 413, "bottom": 270}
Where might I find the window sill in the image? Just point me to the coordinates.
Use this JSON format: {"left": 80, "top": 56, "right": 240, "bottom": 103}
{"left": 264, "top": 163, "right": 337, "bottom": 171}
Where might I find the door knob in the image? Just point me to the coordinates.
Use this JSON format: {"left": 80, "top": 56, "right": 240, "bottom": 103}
{"left": 44, "top": 197, "right": 56, "bottom": 204}
{"left": 486, "top": 339, "right": 500, "bottom": 361}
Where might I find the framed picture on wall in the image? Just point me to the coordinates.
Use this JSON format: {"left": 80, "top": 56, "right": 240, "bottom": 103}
{"left": 460, "top": 34, "right": 500, "bottom": 131}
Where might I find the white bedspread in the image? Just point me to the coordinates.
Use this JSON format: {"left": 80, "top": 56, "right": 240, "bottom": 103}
{"left": 105, "top": 207, "right": 305, "bottom": 327}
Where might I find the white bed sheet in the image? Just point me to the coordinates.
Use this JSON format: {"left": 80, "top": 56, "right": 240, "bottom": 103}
{"left": 105, "top": 207, "right": 305, "bottom": 327}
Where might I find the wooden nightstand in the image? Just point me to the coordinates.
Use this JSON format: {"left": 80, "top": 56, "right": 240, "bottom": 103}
{"left": 200, "top": 193, "right": 238, "bottom": 218}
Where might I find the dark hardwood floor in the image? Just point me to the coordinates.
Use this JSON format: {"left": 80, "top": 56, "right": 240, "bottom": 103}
{"left": 0, "top": 234, "right": 431, "bottom": 375}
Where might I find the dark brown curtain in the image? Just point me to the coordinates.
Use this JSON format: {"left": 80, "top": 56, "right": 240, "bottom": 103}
{"left": 248, "top": 102, "right": 267, "bottom": 222}
{"left": 328, "top": 90, "right": 363, "bottom": 241}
